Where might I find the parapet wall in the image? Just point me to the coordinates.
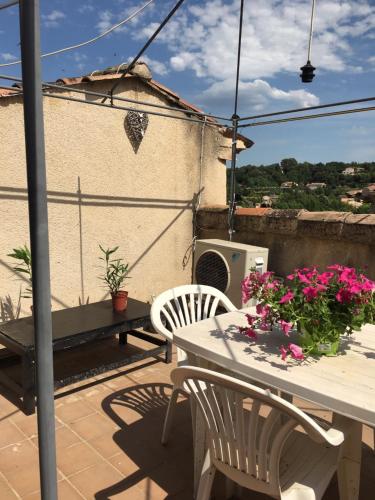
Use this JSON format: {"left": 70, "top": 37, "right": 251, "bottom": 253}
{"left": 196, "top": 207, "right": 375, "bottom": 279}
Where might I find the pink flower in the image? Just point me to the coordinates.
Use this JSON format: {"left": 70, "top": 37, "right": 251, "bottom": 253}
{"left": 256, "top": 304, "right": 271, "bottom": 319}
{"left": 317, "top": 272, "right": 334, "bottom": 285}
{"left": 259, "top": 321, "right": 270, "bottom": 331}
{"left": 241, "top": 276, "right": 251, "bottom": 303}
{"left": 327, "top": 264, "right": 343, "bottom": 271}
{"left": 279, "top": 291, "right": 294, "bottom": 304}
{"left": 302, "top": 285, "right": 325, "bottom": 302}
{"left": 297, "top": 272, "right": 311, "bottom": 284}
{"left": 286, "top": 273, "right": 295, "bottom": 280}
{"left": 338, "top": 267, "right": 356, "bottom": 283}
{"left": 244, "top": 328, "right": 257, "bottom": 339}
{"left": 361, "top": 279, "right": 375, "bottom": 292}
{"left": 246, "top": 314, "right": 256, "bottom": 325}
{"left": 280, "top": 345, "right": 288, "bottom": 361}
{"left": 349, "top": 283, "right": 363, "bottom": 294}
{"left": 336, "top": 288, "right": 352, "bottom": 303}
{"left": 289, "top": 343, "right": 304, "bottom": 360}
{"left": 280, "top": 320, "right": 293, "bottom": 336}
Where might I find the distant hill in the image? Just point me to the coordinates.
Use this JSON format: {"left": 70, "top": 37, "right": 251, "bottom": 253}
{"left": 229, "top": 159, "right": 375, "bottom": 213}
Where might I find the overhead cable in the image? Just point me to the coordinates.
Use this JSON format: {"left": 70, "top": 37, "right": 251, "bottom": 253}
{"left": 238, "top": 106, "right": 375, "bottom": 128}
{"left": 40, "top": 91, "right": 225, "bottom": 128}
{"left": 238, "top": 96, "right": 375, "bottom": 121}
{"left": 0, "top": 0, "right": 18, "bottom": 10}
{"left": 0, "top": 0, "right": 155, "bottom": 67}
{"left": 105, "top": 0, "right": 187, "bottom": 102}
{"left": 0, "top": 73, "right": 230, "bottom": 122}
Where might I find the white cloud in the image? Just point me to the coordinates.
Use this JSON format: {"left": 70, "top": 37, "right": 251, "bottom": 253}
{"left": 96, "top": 2, "right": 156, "bottom": 35}
{"left": 96, "top": 10, "right": 113, "bottom": 33}
{"left": 200, "top": 78, "right": 319, "bottom": 113}
{"left": 0, "top": 53, "right": 17, "bottom": 62}
{"left": 139, "top": 55, "right": 168, "bottom": 76}
{"left": 137, "top": 0, "right": 375, "bottom": 80}
{"left": 42, "top": 10, "right": 66, "bottom": 28}
{"left": 78, "top": 4, "right": 94, "bottom": 14}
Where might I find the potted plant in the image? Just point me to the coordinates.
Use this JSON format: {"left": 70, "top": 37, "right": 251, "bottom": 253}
{"left": 240, "top": 265, "right": 375, "bottom": 361}
{"left": 99, "top": 245, "right": 130, "bottom": 312}
{"left": 8, "top": 245, "right": 33, "bottom": 310}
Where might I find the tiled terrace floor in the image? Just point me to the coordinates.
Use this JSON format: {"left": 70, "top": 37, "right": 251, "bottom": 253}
{"left": 0, "top": 336, "right": 374, "bottom": 499}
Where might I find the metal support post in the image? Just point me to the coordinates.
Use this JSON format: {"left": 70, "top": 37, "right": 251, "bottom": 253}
{"left": 19, "top": 1, "right": 58, "bottom": 499}
{"left": 228, "top": 114, "right": 239, "bottom": 241}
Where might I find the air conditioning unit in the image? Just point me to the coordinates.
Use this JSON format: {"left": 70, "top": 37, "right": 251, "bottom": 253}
{"left": 193, "top": 239, "right": 269, "bottom": 308}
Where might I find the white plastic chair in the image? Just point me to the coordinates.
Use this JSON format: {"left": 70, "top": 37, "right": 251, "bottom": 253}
{"left": 150, "top": 284, "right": 237, "bottom": 444}
{"left": 172, "top": 366, "right": 350, "bottom": 500}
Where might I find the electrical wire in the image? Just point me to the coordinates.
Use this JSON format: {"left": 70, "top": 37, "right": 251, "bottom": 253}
{"left": 238, "top": 105, "right": 375, "bottom": 128}
{"left": 39, "top": 90, "right": 225, "bottom": 128}
{"left": 307, "top": 0, "right": 316, "bottom": 62}
{"left": 0, "top": 0, "right": 155, "bottom": 67}
{"left": 0, "top": 0, "right": 18, "bottom": 11}
{"left": 2, "top": 72, "right": 375, "bottom": 129}
{"left": 105, "top": 0, "right": 187, "bottom": 102}
{"left": 0, "top": 73, "right": 230, "bottom": 122}
{"left": 238, "top": 96, "right": 375, "bottom": 121}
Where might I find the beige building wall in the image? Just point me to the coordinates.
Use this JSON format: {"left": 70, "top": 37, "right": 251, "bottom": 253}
{"left": 0, "top": 77, "right": 228, "bottom": 318}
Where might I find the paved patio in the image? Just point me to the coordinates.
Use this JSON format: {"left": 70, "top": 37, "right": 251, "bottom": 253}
{"left": 0, "top": 335, "right": 374, "bottom": 499}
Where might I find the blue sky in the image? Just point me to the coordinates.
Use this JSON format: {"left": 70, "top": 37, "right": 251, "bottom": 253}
{"left": 0, "top": 0, "right": 374, "bottom": 166}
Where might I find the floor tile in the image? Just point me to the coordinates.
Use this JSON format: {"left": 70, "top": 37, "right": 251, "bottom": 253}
{"left": 24, "top": 480, "right": 85, "bottom": 500}
{"left": 88, "top": 432, "right": 123, "bottom": 459}
{"left": 70, "top": 412, "right": 118, "bottom": 442}
{"left": 31, "top": 425, "right": 82, "bottom": 451}
{"left": 0, "top": 440, "right": 41, "bottom": 496}
{"left": 68, "top": 462, "right": 127, "bottom": 499}
{"left": 0, "top": 475, "right": 18, "bottom": 500}
{"left": 0, "top": 420, "right": 27, "bottom": 449}
{"left": 56, "top": 441, "right": 102, "bottom": 477}
{"left": 55, "top": 399, "right": 97, "bottom": 424}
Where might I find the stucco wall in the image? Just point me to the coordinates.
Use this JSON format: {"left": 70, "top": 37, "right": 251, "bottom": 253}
{"left": 197, "top": 207, "right": 375, "bottom": 279}
{"left": 0, "top": 78, "right": 227, "bottom": 318}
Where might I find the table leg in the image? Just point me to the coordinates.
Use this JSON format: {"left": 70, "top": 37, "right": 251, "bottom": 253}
{"left": 333, "top": 414, "right": 362, "bottom": 500}
{"left": 119, "top": 332, "right": 128, "bottom": 345}
{"left": 22, "top": 353, "right": 36, "bottom": 415}
{"left": 165, "top": 340, "right": 172, "bottom": 364}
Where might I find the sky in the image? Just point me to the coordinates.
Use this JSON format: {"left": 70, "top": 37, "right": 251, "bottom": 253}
{"left": 0, "top": 0, "right": 374, "bottom": 166}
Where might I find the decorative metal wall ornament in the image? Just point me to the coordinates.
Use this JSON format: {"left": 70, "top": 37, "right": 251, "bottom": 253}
{"left": 124, "top": 110, "right": 149, "bottom": 153}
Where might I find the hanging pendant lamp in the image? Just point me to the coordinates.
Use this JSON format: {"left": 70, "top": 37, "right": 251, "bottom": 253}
{"left": 300, "top": 0, "right": 316, "bottom": 82}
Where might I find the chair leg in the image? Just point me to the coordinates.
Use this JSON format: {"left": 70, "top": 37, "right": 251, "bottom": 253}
{"left": 196, "top": 451, "right": 216, "bottom": 500}
{"left": 161, "top": 386, "right": 180, "bottom": 445}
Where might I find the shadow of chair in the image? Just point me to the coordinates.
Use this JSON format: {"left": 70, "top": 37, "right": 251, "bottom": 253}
{"left": 96, "top": 382, "right": 194, "bottom": 499}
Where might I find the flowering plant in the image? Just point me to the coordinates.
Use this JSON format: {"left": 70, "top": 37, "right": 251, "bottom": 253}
{"left": 241, "top": 265, "right": 375, "bottom": 361}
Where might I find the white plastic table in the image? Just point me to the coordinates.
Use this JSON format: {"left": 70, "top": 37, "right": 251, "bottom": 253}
{"left": 173, "top": 307, "right": 375, "bottom": 500}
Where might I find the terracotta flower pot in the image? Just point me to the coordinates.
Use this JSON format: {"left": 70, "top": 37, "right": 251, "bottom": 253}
{"left": 111, "top": 291, "right": 128, "bottom": 312}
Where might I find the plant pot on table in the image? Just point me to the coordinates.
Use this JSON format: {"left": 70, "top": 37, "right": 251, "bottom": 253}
{"left": 111, "top": 291, "right": 128, "bottom": 312}
{"left": 298, "top": 325, "right": 342, "bottom": 356}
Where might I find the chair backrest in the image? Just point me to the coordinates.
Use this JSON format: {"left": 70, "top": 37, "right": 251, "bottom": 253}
{"left": 150, "top": 284, "right": 237, "bottom": 342}
{"left": 172, "top": 366, "right": 344, "bottom": 498}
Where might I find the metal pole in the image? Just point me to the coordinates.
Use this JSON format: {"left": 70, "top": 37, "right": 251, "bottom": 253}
{"left": 228, "top": 0, "right": 245, "bottom": 241}
{"left": 228, "top": 114, "right": 239, "bottom": 241}
{"left": 19, "top": 2, "right": 58, "bottom": 499}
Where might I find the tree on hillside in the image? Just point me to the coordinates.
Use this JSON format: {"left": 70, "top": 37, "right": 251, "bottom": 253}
{"left": 280, "top": 158, "right": 298, "bottom": 174}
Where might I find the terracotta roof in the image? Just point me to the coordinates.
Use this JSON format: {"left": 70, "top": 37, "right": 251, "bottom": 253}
{"left": 53, "top": 67, "right": 217, "bottom": 122}
{"left": 0, "top": 87, "right": 20, "bottom": 97}
{"left": 0, "top": 62, "right": 253, "bottom": 146}
{"left": 236, "top": 207, "right": 271, "bottom": 215}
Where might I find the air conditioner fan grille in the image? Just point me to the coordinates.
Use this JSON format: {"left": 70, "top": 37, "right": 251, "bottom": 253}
{"left": 195, "top": 251, "right": 229, "bottom": 292}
